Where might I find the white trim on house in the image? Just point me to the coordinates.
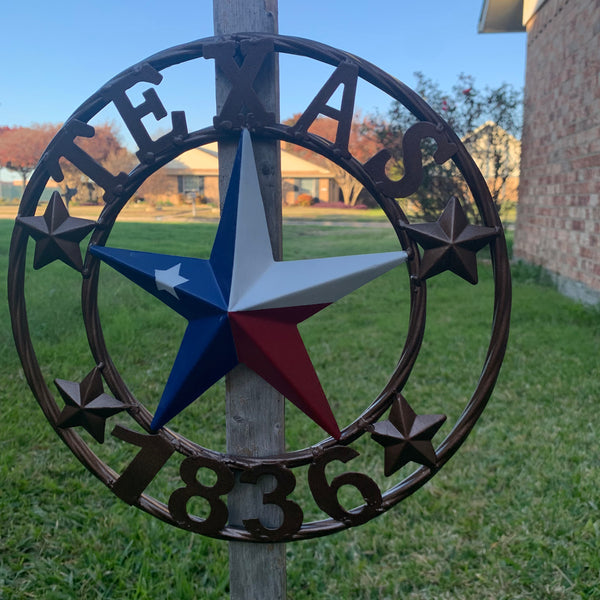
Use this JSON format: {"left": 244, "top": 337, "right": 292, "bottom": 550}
{"left": 478, "top": 0, "right": 525, "bottom": 32}
{"left": 479, "top": 0, "right": 551, "bottom": 32}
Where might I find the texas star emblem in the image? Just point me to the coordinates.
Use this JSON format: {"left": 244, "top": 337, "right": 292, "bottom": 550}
{"left": 9, "top": 34, "right": 511, "bottom": 543}
{"left": 91, "top": 130, "right": 408, "bottom": 439}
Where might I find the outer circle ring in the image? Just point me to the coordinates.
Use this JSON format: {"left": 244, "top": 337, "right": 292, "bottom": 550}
{"left": 8, "top": 33, "right": 511, "bottom": 541}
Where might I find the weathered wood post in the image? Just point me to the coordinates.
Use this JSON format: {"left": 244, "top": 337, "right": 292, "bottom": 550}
{"left": 213, "top": 1, "right": 286, "bottom": 598}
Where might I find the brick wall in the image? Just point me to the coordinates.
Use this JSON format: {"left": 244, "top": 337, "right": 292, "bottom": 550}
{"left": 514, "top": 0, "right": 600, "bottom": 302}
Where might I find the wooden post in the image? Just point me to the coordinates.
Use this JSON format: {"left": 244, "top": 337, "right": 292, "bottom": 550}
{"left": 213, "top": 2, "right": 286, "bottom": 599}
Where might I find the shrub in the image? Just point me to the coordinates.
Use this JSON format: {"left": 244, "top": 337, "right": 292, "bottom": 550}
{"left": 313, "top": 201, "right": 368, "bottom": 210}
{"left": 295, "top": 193, "right": 316, "bottom": 207}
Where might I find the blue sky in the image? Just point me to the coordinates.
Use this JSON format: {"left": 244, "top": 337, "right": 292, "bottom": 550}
{"left": 1, "top": 0, "right": 526, "bottom": 130}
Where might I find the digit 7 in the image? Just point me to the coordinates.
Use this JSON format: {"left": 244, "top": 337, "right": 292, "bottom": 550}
{"left": 111, "top": 425, "right": 175, "bottom": 505}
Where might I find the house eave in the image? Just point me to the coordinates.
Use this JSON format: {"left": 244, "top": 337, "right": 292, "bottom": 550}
{"left": 478, "top": 0, "right": 526, "bottom": 33}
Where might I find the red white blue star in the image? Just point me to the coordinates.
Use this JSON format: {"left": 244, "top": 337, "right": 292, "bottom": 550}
{"left": 91, "top": 130, "right": 407, "bottom": 439}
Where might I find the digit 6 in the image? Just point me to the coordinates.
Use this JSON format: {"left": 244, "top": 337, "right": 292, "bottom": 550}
{"left": 308, "top": 446, "right": 383, "bottom": 526}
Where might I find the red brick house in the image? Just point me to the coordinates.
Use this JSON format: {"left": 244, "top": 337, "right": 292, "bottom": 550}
{"left": 480, "top": 0, "right": 600, "bottom": 304}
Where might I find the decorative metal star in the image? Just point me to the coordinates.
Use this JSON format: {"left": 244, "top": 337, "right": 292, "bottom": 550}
{"left": 90, "top": 130, "right": 408, "bottom": 439}
{"left": 401, "top": 196, "right": 498, "bottom": 284}
{"left": 17, "top": 191, "right": 96, "bottom": 271}
{"left": 55, "top": 367, "right": 128, "bottom": 443}
{"left": 371, "top": 394, "right": 446, "bottom": 476}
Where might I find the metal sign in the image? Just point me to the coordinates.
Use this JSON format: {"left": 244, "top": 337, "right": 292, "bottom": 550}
{"left": 8, "top": 33, "right": 511, "bottom": 542}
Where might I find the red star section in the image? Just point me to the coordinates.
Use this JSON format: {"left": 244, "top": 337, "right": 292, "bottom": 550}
{"left": 229, "top": 303, "right": 340, "bottom": 439}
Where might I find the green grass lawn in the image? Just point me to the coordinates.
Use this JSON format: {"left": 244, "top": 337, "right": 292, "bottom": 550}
{"left": 1, "top": 219, "right": 599, "bottom": 599}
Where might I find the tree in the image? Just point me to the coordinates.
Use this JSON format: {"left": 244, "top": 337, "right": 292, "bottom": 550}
{"left": 136, "top": 168, "right": 176, "bottom": 204}
{"left": 57, "top": 123, "right": 135, "bottom": 205}
{"left": 373, "top": 73, "right": 522, "bottom": 220}
{"left": 0, "top": 124, "right": 57, "bottom": 189}
{"left": 0, "top": 126, "right": 10, "bottom": 168}
{"left": 283, "top": 113, "right": 383, "bottom": 206}
{"left": 0, "top": 122, "right": 136, "bottom": 205}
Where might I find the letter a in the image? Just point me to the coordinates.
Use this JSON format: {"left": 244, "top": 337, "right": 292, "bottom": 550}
{"left": 291, "top": 62, "right": 359, "bottom": 154}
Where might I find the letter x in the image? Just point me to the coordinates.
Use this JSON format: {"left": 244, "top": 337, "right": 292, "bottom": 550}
{"left": 204, "top": 39, "right": 275, "bottom": 127}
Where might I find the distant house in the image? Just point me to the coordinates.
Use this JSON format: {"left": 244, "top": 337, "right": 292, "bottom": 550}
{"left": 163, "top": 142, "right": 338, "bottom": 205}
{"left": 479, "top": 0, "right": 600, "bottom": 304}
{"left": 0, "top": 175, "right": 58, "bottom": 203}
{"left": 0, "top": 180, "right": 24, "bottom": 201}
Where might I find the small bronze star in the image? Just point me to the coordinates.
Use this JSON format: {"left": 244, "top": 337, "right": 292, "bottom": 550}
{"left": 371, "top": 394, "right": 446, "bottom": 476}
{"left": 18, "top": 191, "right": 96, "bottom": 271}
{"left": 402, "top": 197, "right": 498, "bottom": 284}
{"left": 55, "top": 367, "right": 127, "bottom": 443}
